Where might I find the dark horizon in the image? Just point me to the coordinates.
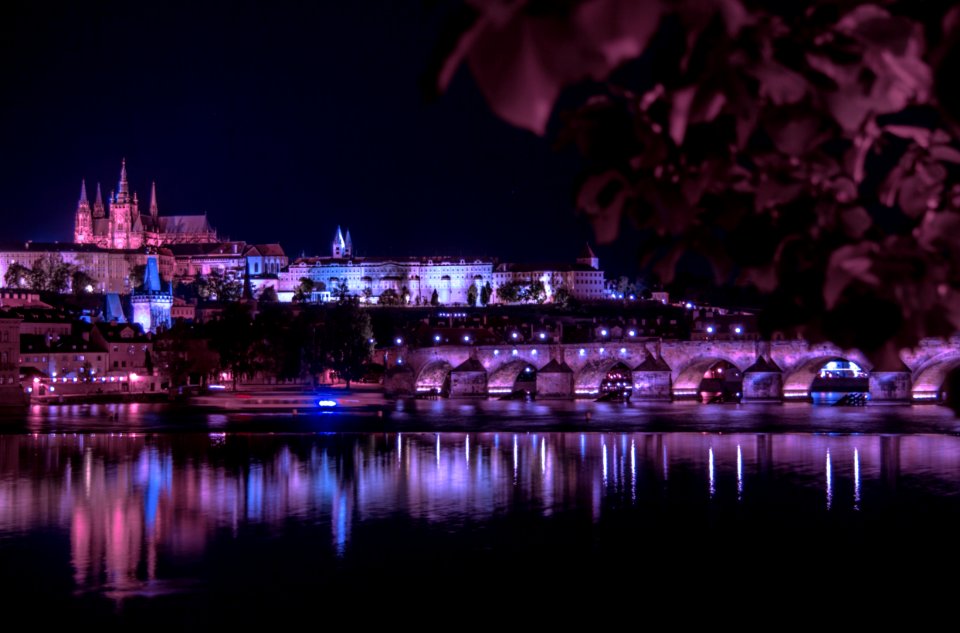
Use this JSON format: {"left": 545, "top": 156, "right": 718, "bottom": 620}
{"left": 0, "top": 1, "right": 645, "bottom": 273}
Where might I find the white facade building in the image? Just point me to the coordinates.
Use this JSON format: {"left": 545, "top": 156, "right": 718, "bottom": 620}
{"left": 277, "top": 227, "right": 494, "bottom": 305}
{"left": 492, "top": 244, "right": 606, "bottom": 303}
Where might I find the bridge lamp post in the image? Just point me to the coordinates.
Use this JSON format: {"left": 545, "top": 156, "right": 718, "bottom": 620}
{"left": 734, "top": 326, "right": 742, "bottom": 335}
{"left": 395, "top": 337, "right": 403, "bottom": 346}
{"left": 434, "top": 335, "right": 442, "bottom": 344}
{"left": 463, "top": 335, "right": 471, "bottom": 343}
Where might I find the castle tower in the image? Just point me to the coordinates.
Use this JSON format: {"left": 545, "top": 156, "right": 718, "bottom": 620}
{"left": 576, "top": 243, "right": 599, "bottom": 270}
{"left": 131, "top": 256, "right": 172, "bottom": 334}
{"left": 149, "top": 181, "right": 158, "bottom": 217}
{"left": 74, "top": 180, "right": 93, "bottom": 244}
{"left": 109, "top": 159, "right": 142, "bottom": 249}
{"left": 93, "top": 183, "right": 105, "bottom": 218}
{"left": 344, "top": 229, "right": 353, "bottom": 258}
{"left": 332, "top": 226, "right": 346, "bottom": 258}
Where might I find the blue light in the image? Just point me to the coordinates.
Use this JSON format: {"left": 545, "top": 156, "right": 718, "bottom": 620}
{"left": 208, "top": 384, "right": 226, "bottom": 390}
{"left": 628, "top": 330, "right": 636, "bottom": 337}
{"left": 395, "top": 337, "right": 403, "bottom": 345}
{"left": 600, "top": 329, "right": 608, "bottom": 336}
{"left": 434, "top": 335, "right": 441, "bottom": 342}
{"left": 539, "top": 332, "right": 546, "bottom": 340}
{"left": 734, "top": 327, "right": 742, "bottom": 335}
{"left": 317, "top": 400, "right": 337, "bottom": 407}
{"left": 579, "top": 349, "right": 585, "bottom": 356}
{"left": 706, "top": 326, "right": 714, "bottom": 334}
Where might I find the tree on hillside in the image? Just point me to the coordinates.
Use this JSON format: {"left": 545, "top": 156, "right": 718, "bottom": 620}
{"left": 480, "top": 282, "right": 492, "bottom": 306}
{"left": 430, "top": 289, "right": 440, "bottom": 306}
{"left": 71, "top": 270, "right": 98, "bottom": 294}
{"left": 319, "top": 299, "right": 373, "bottom": 388}
{"left": 292, "top": 277, "right": 314, "bottom": 303}
{"left": 4, "top": 263, "right": 31, "bottom": 289}
{"left": 258, "top": 286, "right": 279, "bottom": 303}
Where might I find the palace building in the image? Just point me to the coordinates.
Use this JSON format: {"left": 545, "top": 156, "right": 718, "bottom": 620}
{"left": 277, "top": 227, "right": 606, "bottom": 306}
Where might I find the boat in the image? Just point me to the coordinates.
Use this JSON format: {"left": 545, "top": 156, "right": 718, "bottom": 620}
{"left": 191, "top": 388, "right": 389, "bottom": 413}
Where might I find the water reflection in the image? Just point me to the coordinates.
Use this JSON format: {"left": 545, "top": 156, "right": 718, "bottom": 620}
{"left": 2, "top": 432, "right": 960, "bottom": 601}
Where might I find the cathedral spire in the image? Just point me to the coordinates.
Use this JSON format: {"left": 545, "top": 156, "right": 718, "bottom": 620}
{"left": 93, "top": 183, "right": 105, "bottom": 218}
{"left": 79, "top": 179, "right": 89, "bottom": 206}
{"left": 149, "top": 181, "right": 158, "bottom": 217}
{"left": 116, "top": 158, "right": 130, "bottom": 202}
{"left": 332, "top": 226, "right": 346, "bottom": 257}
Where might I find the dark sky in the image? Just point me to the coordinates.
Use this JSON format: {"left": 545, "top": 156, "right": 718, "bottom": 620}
{"left": 0, "top": 1, "right": 632, "bottom": 271}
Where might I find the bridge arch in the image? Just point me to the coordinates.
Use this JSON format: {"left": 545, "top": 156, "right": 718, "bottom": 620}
{"left": 575, "top": 359, "right": 632, "bottom": 397}
{"left": 487, "top": 359, "right": 537, "bottom": 396}
{"left": 782, "top": 355, "right": 869, "bottom": 400}
{"left": 415, "top": 360, "right": 453, "bottom": 395}
{"left": 912, "top": 352, "right": 960, "bottom": 401}
{"left": 673, "top": 357, "right": 743, "bottom": 400}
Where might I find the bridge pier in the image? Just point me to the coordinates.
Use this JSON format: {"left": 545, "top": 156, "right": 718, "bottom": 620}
{"left": 449, "top": 358, "right": 487, "bottom": 397}
{"left": 742, "top": 357, "right": 782, "bottom": 402}
{"left": 868, "top": 372, "right": 913, "bottom": 403}
{"left": 536, "top": 360, "right": 573, "bottom": 398}
{"left": 384, "top": 365, "right": 414, "bottom": 396}
{"left": 632, "top": 354, "right": 672, "bottom": 400}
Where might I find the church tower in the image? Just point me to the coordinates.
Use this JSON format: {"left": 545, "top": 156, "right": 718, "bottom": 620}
{"left": 576, "top": 243, "right": 599, "bottom": 270}
{"left": 74, "top": 180, "right": 93, "bottom": 244}
{"left": 344, "top": 229, "right": 353, "bottom": 258}
{"left": 109, "top": 159, "right": 140, "bottom": 249}
{"left": 131, "top": 256, "right": 172, "bottom": 333}
{"left": 332, "top": 226, "right": 347, "bottom": 258}
{"left": 109, "top": 159, "right": 132, "bottom": 248}
{"left": 93, "top": 183, "right": 105, "bottom": 218}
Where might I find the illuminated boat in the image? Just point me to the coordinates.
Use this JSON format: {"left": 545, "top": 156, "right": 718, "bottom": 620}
{"left": 191, "top": 389, "right": 388, "bottom": 412}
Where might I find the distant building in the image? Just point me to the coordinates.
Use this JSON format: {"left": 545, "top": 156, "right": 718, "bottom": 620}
{"left": 277, "top": 227, "right": 494, "bottom": 305}
{"left": 74, "top": 160, "right": 218, "bottom": 249}
{"left": 90, "top": 322, "right": 153, "bottom": 377}
{"left": 492, "top": 244, "right": 606, "bottom": 303}
{"left": 0, "top": 242, "right": 175, "bottom": 294}
{"left": 0, "top": 316, "right": 22, "bottom": 399}
{"left": 0, "top": 291, "right": 50, "bottom": 309}
{"left": 131, "top": 257, "right": 173, "bottom": 333}
{"left": 168, "top": 241, "right": 287, "bottom": 283}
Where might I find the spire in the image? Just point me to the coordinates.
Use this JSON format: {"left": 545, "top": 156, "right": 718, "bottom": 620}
{"left": 344, "top": 229, "right": 353, "bottom": 257}
{"left": 79, "top": 180, "right": 89, "bottom": 206}
{"left": 149, "top": 181, "right": 158, "bottom": 217}
{"left": 93, "top": 183, "right": 105, "bottom": 218}
{"left": 116, "top": 158, "right": 130, "bottom": 202}
{"left": 333, "top": 226, "right": 346, "bottom": 257}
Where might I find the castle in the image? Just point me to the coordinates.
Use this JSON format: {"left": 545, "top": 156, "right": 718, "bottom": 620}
{"left": 74, "top": 159, "right": 218, "bottom": 249}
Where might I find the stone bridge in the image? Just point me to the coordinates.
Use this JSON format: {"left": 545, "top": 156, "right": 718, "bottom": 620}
{"left": 382, "top": 337, "right": 960, "bottom": 403}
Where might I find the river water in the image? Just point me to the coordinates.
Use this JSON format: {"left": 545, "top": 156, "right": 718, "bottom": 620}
{"left": 2, "top": 401, "right": 960, "bottom": 625}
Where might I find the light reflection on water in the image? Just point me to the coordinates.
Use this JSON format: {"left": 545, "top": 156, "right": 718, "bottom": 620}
{"left": 1, "top": 431, "right": 960, "bottom": 614}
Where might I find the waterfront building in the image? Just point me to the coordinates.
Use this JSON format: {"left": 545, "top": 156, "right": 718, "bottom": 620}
{"left": 90, "top": 323, "right": 153, "bottom": 377}
{"left": 19, "top": 333, "right": 107, "bottom": 381}
{"left": 0, "top": 316, "right": 21, "bottom": 396}
{"left": 277, "top": 227, "right": 495, "bottom": 305}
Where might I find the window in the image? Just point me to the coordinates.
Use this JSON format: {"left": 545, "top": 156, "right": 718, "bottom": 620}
{"left": 113, "top": 361, "right": 119, "bottom": 368}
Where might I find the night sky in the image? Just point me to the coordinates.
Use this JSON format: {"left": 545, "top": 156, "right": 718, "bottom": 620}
{"left": 0, "top": 1, "right": 630, "bottom": 270}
